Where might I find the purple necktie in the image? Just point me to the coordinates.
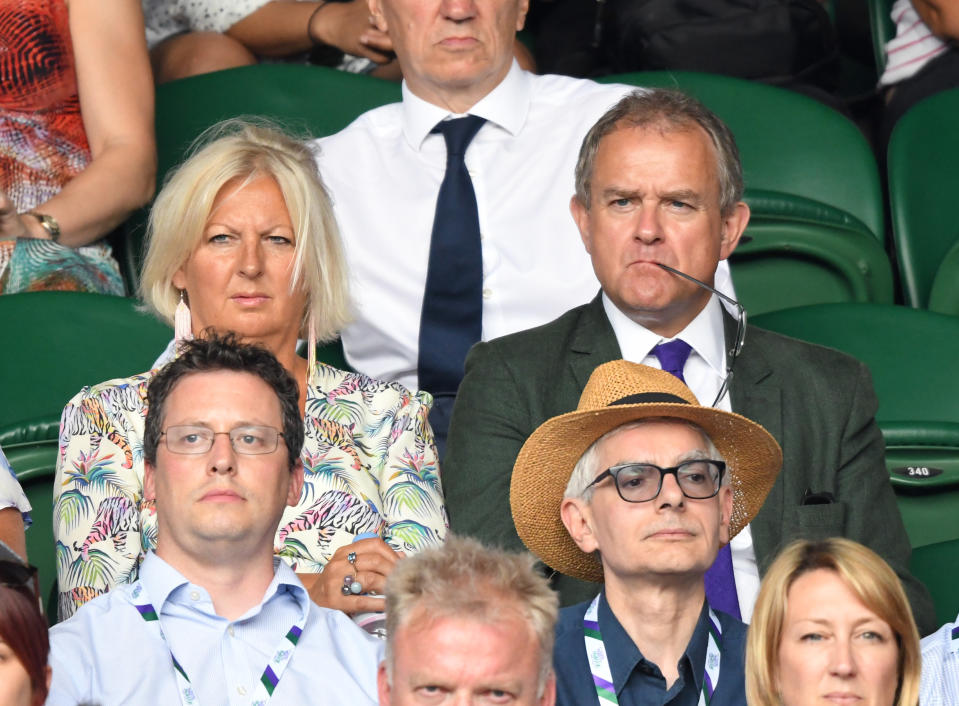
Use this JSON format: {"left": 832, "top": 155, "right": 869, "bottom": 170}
{"left": 652, "top": 339, "right": 742, "bottom": 619}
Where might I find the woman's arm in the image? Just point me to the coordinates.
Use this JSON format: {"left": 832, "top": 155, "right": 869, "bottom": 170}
{"left": 226, "top": 1, "right": 393, "bottom": 64}
{"left": 913, "top": 0, "right": 959, "bottom": 40}
{"left": 13, "top": 0, "right": 156, "bottom": 248}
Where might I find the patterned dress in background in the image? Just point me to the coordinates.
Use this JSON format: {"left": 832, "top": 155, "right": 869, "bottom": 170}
{"left": 0, "top": 0, "right": 125, "bottom": 294}
{"left": 54, "top": 359, "right": 447, "bottom": 619}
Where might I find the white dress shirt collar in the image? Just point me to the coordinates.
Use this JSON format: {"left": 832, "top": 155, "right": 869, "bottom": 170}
{"left": 139, "top": 551, "right": 311, "bottom": 622}
{"left": 400, "top": 60, "right": 530, "bottom": 150}
{"left": 602, "top": 293, "right": 727, "bottom": 378}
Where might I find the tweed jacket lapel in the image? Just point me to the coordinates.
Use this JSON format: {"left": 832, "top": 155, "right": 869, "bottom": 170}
{"left": 727, "top": 313, "right": 784, "bottom": 564}
{"left": 568, "top": 294, "right": 623, "bottom": 393}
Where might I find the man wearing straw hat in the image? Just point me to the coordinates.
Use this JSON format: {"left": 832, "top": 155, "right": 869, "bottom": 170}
{"left": 512, "top": 360, "right": 782, "bottom": 704}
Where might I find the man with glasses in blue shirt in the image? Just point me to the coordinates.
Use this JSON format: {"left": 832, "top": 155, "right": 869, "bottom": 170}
{"left": 511, "top": 360, "right": 782, "bottom": 705}
{"left": 48, "top": 335, "right": 381, "bottom": 705}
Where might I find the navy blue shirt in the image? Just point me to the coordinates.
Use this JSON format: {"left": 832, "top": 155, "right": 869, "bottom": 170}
{"left": 553, "top": 591, "right": 747, "bottom": 706}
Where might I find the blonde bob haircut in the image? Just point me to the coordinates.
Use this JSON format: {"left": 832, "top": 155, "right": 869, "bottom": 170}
{"left": 139, "top": 118, "right": 351, "bottom": 342}
{"left": 746, "top": 538, "right": 921, "bottom": 706}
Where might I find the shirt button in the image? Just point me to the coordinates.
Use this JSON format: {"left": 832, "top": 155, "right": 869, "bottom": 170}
{"left": 237, "top": 685, "right": 247, "bottom": 696}
{"left": 189, "top": 591, "right": 200, "bottom": 601}
{"left": 482, "top": 288, "right": 492, "bottom": 299}
{"left": 228, "top": 625, "right": 235, "bottom": 637}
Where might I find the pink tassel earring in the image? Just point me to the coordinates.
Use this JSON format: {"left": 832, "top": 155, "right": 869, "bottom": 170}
{"left": 174, "top": 290, "right": 193, "bottom": 350}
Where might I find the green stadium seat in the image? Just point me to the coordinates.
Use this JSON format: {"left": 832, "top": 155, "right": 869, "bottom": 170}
{"left": 119, "top": 64, "right": 401, "bottom": 291}
{"left": 0, "top": 292, "right": 172, "bottom": 433}
{"left": 600, "top": 71, "right": 885, "bottom": 241}
{"left": 732, "top": 198, "right": 894, "bottom": 315}
{"left": 910, "top": 538, "right": 959, "bottom": 627}
{"left": 0, "top": 420, "right": 60, "bottom": 623}
{"left": 867, "top": 0, "right": 894, "bottom": 74}
{"left": 888, "top": 87, "right": 959, "bottom": 310}
{"left": 752, "top": 303, "right": 959, "bottom": 549}
{"left": 928, "top": 240, "right": 959, "bottom": 316}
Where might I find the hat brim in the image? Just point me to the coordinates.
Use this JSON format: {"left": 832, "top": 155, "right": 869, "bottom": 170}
{"left": 510, "top": 401, "right": 783, "bottom": 583}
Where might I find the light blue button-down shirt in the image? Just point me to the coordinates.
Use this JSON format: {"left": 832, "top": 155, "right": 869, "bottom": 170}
{"left": 48, "top": 552, "right": 382, "bottom": 705}
{"left": 920, "top": 613, "right": 959, "bottom": 706}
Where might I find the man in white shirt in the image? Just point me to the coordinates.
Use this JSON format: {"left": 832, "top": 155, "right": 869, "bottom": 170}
{"left": 315, "top": 0, "right": 734, "bottom": 453}
{"left": 444, "top": 88, "right": 936, "bottom": 633}
{"left": 48, "top": 335, "right": 381, "bottom": 706}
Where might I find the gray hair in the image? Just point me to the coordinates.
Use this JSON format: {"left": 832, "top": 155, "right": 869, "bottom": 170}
{"left": 383, "top": 535, "right": 558, "bottom": 695}
{"left": 574, "top": 88, "right": 744, "bottom": 215}
{"left": 564, "top": 417, "right": 727, "bottom": 502}
{"left": 139, "top": 118, "right": 351, "bottom": 342}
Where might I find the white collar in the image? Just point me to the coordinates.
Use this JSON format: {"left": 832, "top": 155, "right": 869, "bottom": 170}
{"left": 602, "top": 294, "right": 727, "bottom": 378}
{"left": 400, "top": 60, "right": 531, "bottom": 150}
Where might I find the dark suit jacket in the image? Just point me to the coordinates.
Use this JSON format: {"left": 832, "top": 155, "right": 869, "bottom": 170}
{"left": 444, "top": 295, "right": 936, "bottom": 633}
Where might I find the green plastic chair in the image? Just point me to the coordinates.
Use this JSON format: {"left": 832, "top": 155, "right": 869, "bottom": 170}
{"left": 928, "top": 240, "right": 959, "bottom": 315}
{"left": 732, "top": 197, "right": 894, "bottom": 315}
{"left": 118, "top": 64, "right": 401, "bottom": 291}
{"left": 752, "top": 303, "right": 959, "bottom": 549}
{"left": 888, "top": 87, "right": 959, "bottom": 310}
{"left": 0, "top": 292, "right": 172, "bottom": 432}
{"left": 600, "top": 71, "right": 885, "bottom": 241}
{"left": 910, "top": 538, "right": 959, "bottom": 626}
{"left": 867, "top": 0, "right": 894, "bottom": 74}
{"left": 0, "top": 420, "right": 60, "bottom": 623}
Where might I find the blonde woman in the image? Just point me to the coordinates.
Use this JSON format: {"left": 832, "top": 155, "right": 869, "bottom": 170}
{"left": 746, "top": 538, "right": 921, "bottom": 706}
{"left": 54, "top": 120, "right": 446, "bottom": 621}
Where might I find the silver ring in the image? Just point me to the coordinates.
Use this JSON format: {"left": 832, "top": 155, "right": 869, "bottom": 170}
{"left": 347, "top": 552, "right": 357, "bottom": 565}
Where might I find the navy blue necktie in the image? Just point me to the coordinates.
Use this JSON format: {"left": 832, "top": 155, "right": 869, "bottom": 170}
{"left": 652, "top": 339, "right": 742, "bottom": 619}
{"left": 417, "top": 115, "right": 487, "bottom": 397}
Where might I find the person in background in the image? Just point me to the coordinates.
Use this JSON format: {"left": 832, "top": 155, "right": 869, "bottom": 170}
{"left": 378, "top": 534, "right": 557, "bottom": 706}
{"left": 315, "top": 0, "right": 735, "bottom": 457}
{"left": 0, "top": 0, "right": 155, "bottom": 294}
{"left": 143, "top": 0, "right": 397, "bottom": 83}
{"left": 54, "top": 119, "right": 445, "bottom": 621}
{"left": 878, "top": 0, "right": 959, "bottom": 152}
{"left": 746, "top": 537, "right": 921, "bottom": 706}
{"left": 0, "top": 542, "right": 49, "bottom": 706}
{"left": 0, "top": 446, "right": 29, "bottom": 560}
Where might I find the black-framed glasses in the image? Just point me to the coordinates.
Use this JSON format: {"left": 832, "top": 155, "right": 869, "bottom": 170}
{"left": 584, "top": 460, "right": 726, "bottom": 503}
{"left": 161, "top": 425, "right": 285, "bottom": 455}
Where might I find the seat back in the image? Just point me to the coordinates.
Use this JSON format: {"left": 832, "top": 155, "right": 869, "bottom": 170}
{"left": 867, "top": 0, "right": 894, "bottom": 73}
{"left": 888, "top": 87, "right": 959, "bottom": 308}
{"left": 0, "top": 292, "right": 172, "bottom": 432}
{"left": 732, "top": 205, "right": 894, "bottom": 315}
{"left": 929, "top": 240, "right": 959, "bottom": 315}
{"left": 752, "top": 303, "right": 959, "bottom": 548}
{"left": 121, "top": 64, "right": 402, "bottom": 290}
{"left": 600, "top": 71, "right": 884, "bottom": 241}
{"left": 0, "top": 421, "right": 60, "bottom": 623}
{"left": 910, "top": 538, "right": 959, "bottom": 626}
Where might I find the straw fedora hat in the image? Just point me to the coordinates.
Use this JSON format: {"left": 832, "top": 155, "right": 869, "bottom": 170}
{"left": 510, "top": 360, "right": 782, "bottom": 583}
